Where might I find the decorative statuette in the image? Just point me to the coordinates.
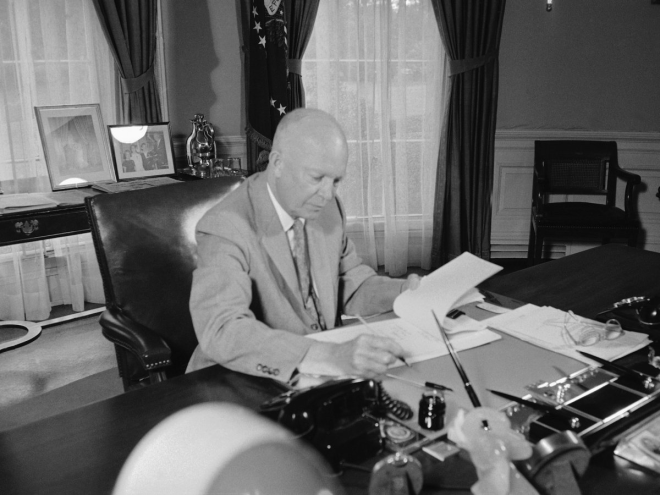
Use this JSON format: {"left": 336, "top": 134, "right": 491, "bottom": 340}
{"left": 185, "top": 114, "right": 217, "bottom": 176}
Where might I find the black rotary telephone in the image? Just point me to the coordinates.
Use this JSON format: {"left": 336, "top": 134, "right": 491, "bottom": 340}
{"left": 259, "top": 378, "right": 412, "bottom": 471}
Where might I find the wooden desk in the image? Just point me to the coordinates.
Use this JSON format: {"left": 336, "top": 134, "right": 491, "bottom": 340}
{"left": 0, "top": 175, "right": 197, "bottom": 246}
{"left": 1, "top": 245, "right": 659, "bottom": 494}
{"left": 0, "top": 190, "right": 100, "bottom": 247}
{"left": 480, "top": 244, "right": 660, "bottom": 326}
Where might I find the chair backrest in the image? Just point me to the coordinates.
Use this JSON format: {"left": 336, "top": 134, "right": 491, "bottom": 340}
{"left": 534, "top": 140, "right": 619, "bottom": 203}
{"left": 86, "top": 177, "right": 244, "bottom": 377}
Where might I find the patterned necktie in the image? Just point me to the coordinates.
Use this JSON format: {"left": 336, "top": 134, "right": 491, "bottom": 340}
{"left": 291, "top": 219, "right": 325, "bottom": 330}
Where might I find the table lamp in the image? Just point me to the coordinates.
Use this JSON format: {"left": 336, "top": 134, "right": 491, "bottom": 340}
{"left": 112, "top": 402, "right": 344, "bottom": 495}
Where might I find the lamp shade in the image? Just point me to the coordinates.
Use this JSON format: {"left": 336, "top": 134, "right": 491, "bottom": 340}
{"left": 112, "top": 402, "right": 344, "bottom": 495}
{"left": 110, "top": 126, "right": 148, "bottom": 144}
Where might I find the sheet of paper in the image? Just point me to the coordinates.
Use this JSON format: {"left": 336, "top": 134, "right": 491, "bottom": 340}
{"left": 0, "top": 193, "right": 59, "bottom": 212}
{"left": 306, "top": 317, "right": 501, "bottom": 366}
{"left": 393, "top": 252, "right": 502, "bottom": 334}
{"left": 92, "top": 177, "right": 179, "bottom": 193}
{"left": 485, "top": 304, "right": 651, "bottom": 365}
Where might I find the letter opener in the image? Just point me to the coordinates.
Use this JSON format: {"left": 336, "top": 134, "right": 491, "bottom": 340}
{"left": 577, "top": 350, "right": 658, "bottom": 384}
{"left": 385, "top": 373, "right": 453, "bottom": 392}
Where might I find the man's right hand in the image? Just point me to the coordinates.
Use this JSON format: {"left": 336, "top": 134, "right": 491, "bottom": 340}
{"left": 298, "top": 334, "right": 406, "bottom": 378}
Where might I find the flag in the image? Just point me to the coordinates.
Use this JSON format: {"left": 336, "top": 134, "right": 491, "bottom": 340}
{"left": 247, "top": 0, "right": 289, "bottom": 161}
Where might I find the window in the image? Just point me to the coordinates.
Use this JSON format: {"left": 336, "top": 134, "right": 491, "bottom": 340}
{"left": 303, "top": 0, "right": 447, "bottom": 274}
{"left": 0, "top": 0, "right": 117, "bottom": 194}
{"left": 0, "top": 0, "right": 117, "bottom": 320}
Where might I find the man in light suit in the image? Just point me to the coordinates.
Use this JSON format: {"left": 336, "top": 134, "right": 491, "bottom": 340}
{"left": 187, "top": 109, "right": 419, "bottom": 383}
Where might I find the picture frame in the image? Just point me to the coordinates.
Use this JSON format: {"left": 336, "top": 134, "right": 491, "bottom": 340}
{"left": 108, "top": 123, "right": 176, "bottom": 180}
{"left": 34, "top": 104, "right": 115, "bottom": 190}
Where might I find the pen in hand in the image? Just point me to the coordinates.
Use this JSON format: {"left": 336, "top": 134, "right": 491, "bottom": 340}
{"left": 355, "top": 315, "right": 412, "bottom": 368}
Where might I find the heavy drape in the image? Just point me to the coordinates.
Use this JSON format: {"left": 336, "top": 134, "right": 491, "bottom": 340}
{"left": 429, "top": 0, "right": 506, "bottom": 266}
{"left": 242, "top": 0, "right": 319, "bottom": 173}
{"left": 285, "top": 0, "right": 321, "bottom": 110}
{"left": 92, "top": 0, "right": 162, "bottom": 124}
{"left": 0, "top": 236, "right": 104, "bottom": 321}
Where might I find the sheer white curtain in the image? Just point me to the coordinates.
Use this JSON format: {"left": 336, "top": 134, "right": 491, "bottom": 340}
{"left": 303, "top": 0, "right": 448, "bottom": 276}
{"left": 0, "top": 0, "right": 116, "bottom": 320}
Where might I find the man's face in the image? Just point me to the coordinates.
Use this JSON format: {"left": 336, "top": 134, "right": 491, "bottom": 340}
{"left": 273, "top": 139, "right": 347, "bottom": 220}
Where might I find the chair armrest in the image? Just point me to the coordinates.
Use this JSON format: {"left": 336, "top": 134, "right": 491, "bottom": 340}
{"left": 612, "top": 164, "right": 641, "bottom": 185}
{"left": 612, "top": 165, "right": 642, "bottom": 216}
{"left": 99, "top": 307, "right": 172, "bottom": 371}
{"left": 531, "top": 163, "right": 546, "bottom": 215}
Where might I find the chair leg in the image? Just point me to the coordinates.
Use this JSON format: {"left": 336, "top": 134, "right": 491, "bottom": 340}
{"left": 533, "top": 232, "right": 544, "bottom": 265}
{"left": 628, "top": 231, "right": 639, "bottom": 248}
{"left": 527, "top": 221, "right": 537, "bottom": 266}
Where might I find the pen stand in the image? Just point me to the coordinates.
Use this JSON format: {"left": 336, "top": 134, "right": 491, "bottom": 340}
{"left": 447, "top": 407, "right": 539, "bottom": 495}
{"left": 503, "top": 366, "right": 660, "bottom": 453}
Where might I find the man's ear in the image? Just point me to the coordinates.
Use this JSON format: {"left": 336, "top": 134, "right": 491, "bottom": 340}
{"left": 269, "top": 150, "right": 283, "bottom": 177}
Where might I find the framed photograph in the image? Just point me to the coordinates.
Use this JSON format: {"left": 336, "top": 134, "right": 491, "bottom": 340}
{"left": 108, "top": 123, "right": 176, "bottom": 180}
{"left": 35, "top": 104, "right": 115, "bottom": 190}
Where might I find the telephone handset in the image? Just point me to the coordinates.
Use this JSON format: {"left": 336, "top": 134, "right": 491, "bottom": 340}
{"left": 259, "top": 378, "right": 412, "bottom": 470}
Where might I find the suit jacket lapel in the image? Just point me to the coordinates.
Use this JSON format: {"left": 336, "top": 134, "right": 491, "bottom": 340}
{"left": 250, "top": 175, "right": 301, "bottom": 306}
{"left": 307, "top": 219, "right": 337, "bottom": 327}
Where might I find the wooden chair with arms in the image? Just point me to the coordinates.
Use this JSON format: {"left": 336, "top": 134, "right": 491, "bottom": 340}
{"left": 527, "top": 140, "right": 642, "bottom": 265}
{"left": 85, "top": 177, "right": 244, "bottom": 391}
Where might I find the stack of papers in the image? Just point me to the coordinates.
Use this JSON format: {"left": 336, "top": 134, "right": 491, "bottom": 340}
{"left": 92, "top": 177, "right": 180, "bottom": 193}
{"left": 0, "top": 193, "right": 60, "bottom": 213}
{"left": 308, "top": 315, "right": 498, "bottom": 366}
{"left": 307, "top": 252, "right": 505, "bottom": 366}
{"left": 485, "top": 304, "right": 651, "bottom": 366}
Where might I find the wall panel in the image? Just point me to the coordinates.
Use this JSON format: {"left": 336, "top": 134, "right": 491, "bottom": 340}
{"left": 492, "top": 131, "right": 660, "bottom": 259}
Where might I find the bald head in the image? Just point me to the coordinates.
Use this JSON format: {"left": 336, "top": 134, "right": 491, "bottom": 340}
{"left": 271, "top": 109, "right": 347, "bottom": 161}
{"left": 267, "top": 109, "right": 348, "bottom": 220}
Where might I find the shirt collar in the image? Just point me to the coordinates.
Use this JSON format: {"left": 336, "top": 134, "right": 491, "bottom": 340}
{"left": 267, "top": 183, "right": 303, "bottom": 232}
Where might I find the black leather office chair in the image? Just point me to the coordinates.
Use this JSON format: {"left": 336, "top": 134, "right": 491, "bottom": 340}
{"left": 86, "top": 177, "right": 244, "bottom": 391}
{"left": 527, "top": 140, "right": 642, "bottom": 265}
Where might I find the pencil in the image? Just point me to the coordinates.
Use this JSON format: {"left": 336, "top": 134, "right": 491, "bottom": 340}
{"left": 355, "top": 315, "right": 412, "bottom": 368}
{"left": 385, "top": 373, "right": 452, "bottom": 391}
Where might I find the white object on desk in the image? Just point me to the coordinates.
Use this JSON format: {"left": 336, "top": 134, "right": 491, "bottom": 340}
{"left": 477, "top": 301, "right": 512, "bottom": 314}
{"left": 393, "top": 251, "right": 502, "bottom": 337}
{"left": 307, "top": 316, "right": 500, "bottom": 366}
{"left": 485, "top": 304, "right": 650, "bottom": 365}
{"left": 0, "top": 193, "right": 59, "bottom": 213}
{"left": 306, "top": 253, "right": 504, "bottom": 374}
{"left": 112, "top": 403, "right": 342, "bottom": 495}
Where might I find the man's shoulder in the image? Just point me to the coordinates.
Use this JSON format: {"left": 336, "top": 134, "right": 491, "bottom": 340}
{"left": 196, "top": 172, "right": 267, "bottom": 233}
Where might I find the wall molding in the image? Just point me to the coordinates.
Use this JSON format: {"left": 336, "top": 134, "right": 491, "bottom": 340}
{"left": 492, "top": 130, "right": 660, "bottom": 258}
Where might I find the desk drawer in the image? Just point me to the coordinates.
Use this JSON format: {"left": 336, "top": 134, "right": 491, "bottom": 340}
{"left": 0, "top": 208, "right": 90, "bottom": 246}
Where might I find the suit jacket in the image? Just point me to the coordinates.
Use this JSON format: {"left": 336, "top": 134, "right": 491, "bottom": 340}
{"left": 187, "top": 171, "right": 405, "bottom": 381}
{"left": 153, "top": 139, "right": 167, "bottom": 168}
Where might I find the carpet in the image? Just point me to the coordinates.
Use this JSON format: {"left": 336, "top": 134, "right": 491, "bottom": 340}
{"left": 0, "top": 314, "right": 122, "bottom": 430}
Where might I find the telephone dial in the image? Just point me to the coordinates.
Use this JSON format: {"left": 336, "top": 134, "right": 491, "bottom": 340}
{"left": 260, "top": 378, "right": 412, "bottom": 471}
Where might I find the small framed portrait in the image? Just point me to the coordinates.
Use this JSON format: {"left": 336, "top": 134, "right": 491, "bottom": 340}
{"left": 108, "top": 123, "right": 176, "bottom": 180}
{"left": 34, "top": 104, "right": 115, "bottom": 190}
